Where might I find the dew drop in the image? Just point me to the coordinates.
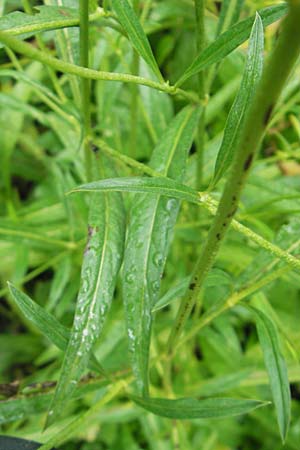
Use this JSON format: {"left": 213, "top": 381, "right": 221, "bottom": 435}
{"left": 153, "top": 252, "right": 164, "bottom": 267}
{"left": 125, "top": 272, "right": 135, "bottom": 284}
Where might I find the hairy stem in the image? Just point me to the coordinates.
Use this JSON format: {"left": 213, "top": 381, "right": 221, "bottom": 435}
{"left": 167, "top": 0, "right": 300, "bottom": 352}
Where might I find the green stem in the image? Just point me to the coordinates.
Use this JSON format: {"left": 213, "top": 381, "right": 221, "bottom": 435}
{"left": 79, "top": 0, "right": 92, "bottom": 180}
{"left": 167, "top": 0, "right": 300, "bottom": 352}
{"left": 194, "top": 0, "right": 206, "bottom": 189}
{"left": 0, "top": 30, "right": 200, "bottom": 104}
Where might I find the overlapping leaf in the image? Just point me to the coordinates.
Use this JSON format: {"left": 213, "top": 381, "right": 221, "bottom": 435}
{"left": 176, "top": 4, "right": 287, "bottom": 86}
{"left": 213, "top": 13, "right": 264, "bottom": 185}
{"left": 47, "top": 155, "right": 125, "bottom": 425}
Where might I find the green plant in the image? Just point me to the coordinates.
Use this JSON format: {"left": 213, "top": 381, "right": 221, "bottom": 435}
{"left": 1, "top": 0, "right": 300, "bottom": 449}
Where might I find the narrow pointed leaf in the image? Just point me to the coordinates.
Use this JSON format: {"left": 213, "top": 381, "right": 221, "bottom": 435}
{"left": 250, "top": 306, "right": 291, "bottom": 442}
{"left": 111, "top": 0, "right": 163, "bottom": 81}
{"left": 131, "top": 395, "right": 269, "bottom": 419}
{"left": 70, "top": 176, "right": 200, "bottom": 204}
{"left": 176, "top": 4, "right": 287, "bottom": 86}
{"left": 213, "top": 13, "right": 264, "bottom": 186}
{"left": 122, "top": 106, "right": 200, "bottom": 395}
{"left": 47, "top": 155, "right": 125, "bottom": 426}
{"left": 7, "top": 283, "right": 103, "bottom": 374}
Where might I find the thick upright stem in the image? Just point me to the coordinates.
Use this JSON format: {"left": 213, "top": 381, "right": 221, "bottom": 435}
{"left": 79, "top": 0, "right": 92, "bottom": 180}
{"left": 167, "top": 0, "right": 300, "bottom": 351}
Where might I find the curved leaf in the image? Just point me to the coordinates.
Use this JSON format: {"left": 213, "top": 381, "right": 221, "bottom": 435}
{"left": 213, "top": 13, "right": 264, "bottom": 185}
{"left": 176, "top": 4, "right": 287, "bottom": 87}
{"left": 131, "top": 395, "right": 269, "bottom": 419}
{"left": 47, "top": 155, "right": 125, "bottom": 426}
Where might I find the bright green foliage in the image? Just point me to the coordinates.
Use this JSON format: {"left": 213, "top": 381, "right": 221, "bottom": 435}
{"left": 0, "top": 0, "right": 300, "bottom": 449}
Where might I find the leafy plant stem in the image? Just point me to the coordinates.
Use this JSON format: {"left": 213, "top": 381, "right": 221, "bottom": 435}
{"left": 166, "top": 1, "right": 300, "bottom": 353}
{"left": 0, "top": 30, "right": 200, "bottom": 103}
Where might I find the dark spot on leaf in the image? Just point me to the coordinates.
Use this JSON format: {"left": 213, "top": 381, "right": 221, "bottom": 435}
{"left": 243, "top": 153, "right": 254, "bottom": 171}
{"left": 91, "top": 144, "right": 100, "bottom": 154}
{"left": 263, "top": 105, "right": 274, "bottom": 125}
{"left": 216, "top": 233, "right": 221, "bottom": 240}
{"left": 189, "top": 282, "right": 196, "bottom": 290}
{"left": 232, "top": 195, "right": 237, "bottom": 202}
{"left": 87, "top": 225, "right": 94, "bottom": 238}
{"left": 194, "top": 344, "right": 203, "bottom": 360}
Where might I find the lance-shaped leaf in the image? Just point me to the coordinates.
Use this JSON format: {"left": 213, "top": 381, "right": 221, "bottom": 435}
{"left": 122, "top": 106, "right": 200, "bottom": 395}
{"left": 250, "top": 306, "right": 291, "bottom": 442}
{"left": 70, "top": 176, "right": 200, "bottom": 203}
{"left": 7, "top": 283, "right": 103, "bottom": 374}
{"left": 131, "top": 395, "right": 269, "bottom": 419}
{"left": 111, "top": 0, "right": 163, "bottom": 81}
{"left": 46, "top": 155, "right": 125, "bottom": 426}
{"left": 176, "top": 3, "right": 287, "bottom": 87}
{"left": 213, "top": 13, "right": 264, "bottom": 186}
